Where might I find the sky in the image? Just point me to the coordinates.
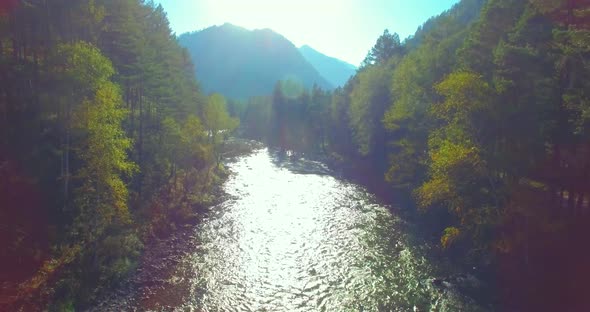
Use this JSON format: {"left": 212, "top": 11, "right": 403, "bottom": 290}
{"left": 156, "top": 0, "right": 461, "bottom": 66}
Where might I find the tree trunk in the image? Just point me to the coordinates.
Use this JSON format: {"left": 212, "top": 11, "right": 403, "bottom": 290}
{"left": 138, "top": 86, "right": 143, "bottom": 199}
{"left": 139, "top": 87, "right": 143, "bottom": 166}
{"left": 173, "top": 164, "right": 177, "bottom": 189}
{"left": 567, "top": 189, "right": 576, "bottom": 216}
{"left": 64, "top": 94, "right": 71, "bottom": 211}
{"left": 12, "top": 38, "right": 18, "bottom": 61}
{"left": 559, "top": 188, "right": 565, "bottom": 210}
{"left": 524, "top": 215, "right": 530, "bottom": 269}
{"left": 575, "top": 192, "right": 584, "bottom": 216}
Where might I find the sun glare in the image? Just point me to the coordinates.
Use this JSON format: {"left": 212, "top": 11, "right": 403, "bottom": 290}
{"left": 199, "top": 0, "right": 358, "bottom": 62}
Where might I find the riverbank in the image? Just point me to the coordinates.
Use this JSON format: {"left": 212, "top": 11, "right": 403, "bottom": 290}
{"left": 263, "top": 145, "right": 497, "bottom": 308}
{"left": 88, "top": 139, "right": 264, "bottom": 311}
{"left": 87, "top": 140, "right": 491, "bottom": 311}
{"left": 190, "top": 147, "right": 490, "bottom": 310}
{"left": 1, "top": 139, "right": 265, "bottom": 311}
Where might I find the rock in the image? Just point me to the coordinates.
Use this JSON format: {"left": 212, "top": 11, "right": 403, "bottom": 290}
{"left": 453, "top": 273, "right": 482, "bottom": 290}
{"left": 432, "top": 278, "right": 443, "bottom": 287}
{"left": 431, "top": 277, "right": 454, "bottom": 289}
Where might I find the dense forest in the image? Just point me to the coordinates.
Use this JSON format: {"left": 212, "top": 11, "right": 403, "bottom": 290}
{"left": 239, "top": 0, "right": 590, "bottom": 309}
{"left": 2, "top": 0, "right": 590, "bottom": 310}
{"left": 0, "top": 0, "right": 237, "bottom": 309}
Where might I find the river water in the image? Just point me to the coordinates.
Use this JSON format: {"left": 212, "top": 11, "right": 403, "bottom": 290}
{"left": 95, "top": 148, "right": 488, "bottom": 311}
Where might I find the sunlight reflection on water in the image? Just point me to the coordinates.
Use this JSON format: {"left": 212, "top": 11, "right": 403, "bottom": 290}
{"left": 179, "top": 148, "right": 486, "bottom": 312}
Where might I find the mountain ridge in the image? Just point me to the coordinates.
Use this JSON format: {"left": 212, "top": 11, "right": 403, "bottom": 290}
{"left": 178, "top": 23, "right": 333, "bottom": 100}
{"left": 298, "top": 45, "right": 357, "bottom": 87}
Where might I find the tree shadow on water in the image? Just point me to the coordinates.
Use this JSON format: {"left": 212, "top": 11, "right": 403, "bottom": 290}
{"left": 269, "top": 149, "right": 332, "bottom": 176}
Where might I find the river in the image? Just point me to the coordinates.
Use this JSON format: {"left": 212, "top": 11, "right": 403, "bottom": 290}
{"left": 94, "top": 147, "right": 488, "bottom": 311}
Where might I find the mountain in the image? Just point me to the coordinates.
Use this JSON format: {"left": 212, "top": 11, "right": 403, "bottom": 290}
{"left": 178, "top": 23, "right": 332, "bottom": 99}
{"left": 298, "top": 45, "right": 357, "bottom": 87}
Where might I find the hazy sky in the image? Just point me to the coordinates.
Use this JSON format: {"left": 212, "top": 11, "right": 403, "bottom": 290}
{"left": 157, "top": 0, "right": 460, "bottom": 66}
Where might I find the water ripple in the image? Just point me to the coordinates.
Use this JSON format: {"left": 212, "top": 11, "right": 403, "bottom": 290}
{"left": 180, "top": 148, "right": 487, "bottom": 311}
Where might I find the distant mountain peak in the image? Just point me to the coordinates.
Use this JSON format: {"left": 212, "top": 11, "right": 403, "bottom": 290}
{"left": 298, "top": 45, "right": 356, "bottom": 87}
{"left": 208, "top": 23, "right": 247, "bottom": 32}
{"left": 178, "top": 26, "right": 332, "bottom": 100}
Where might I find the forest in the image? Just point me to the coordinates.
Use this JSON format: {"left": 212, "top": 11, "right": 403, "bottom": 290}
{"left": 1, "top": 0, "right": 590, "bottom": 310}
{"left": 0, "top": 0, "right": 238, "bottom": 309}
